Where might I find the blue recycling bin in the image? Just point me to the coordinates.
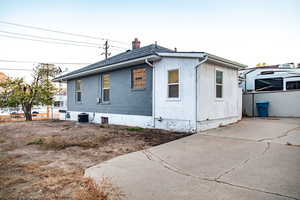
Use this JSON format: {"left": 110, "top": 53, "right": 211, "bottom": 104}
{"left": 256, "top": 100, "right": 269, "bottom": 117}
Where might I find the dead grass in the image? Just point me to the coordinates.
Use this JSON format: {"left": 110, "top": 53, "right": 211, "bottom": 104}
{"left": 0, "top": 120, "right": 190, "bottom": 199}
{"left": 40, "top": 134, "right": 112, "bottom": 150}
{"left": 73, "top": 177, "right": 125, "bottom": 200}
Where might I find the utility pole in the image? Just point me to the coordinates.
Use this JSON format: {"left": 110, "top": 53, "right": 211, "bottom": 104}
{"left": 101, "top": 40, "right": 111, "bottom": 59}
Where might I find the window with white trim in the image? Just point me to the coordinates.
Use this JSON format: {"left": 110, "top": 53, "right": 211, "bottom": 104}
{"left": 102, "top": 74, "right": 110, "bottom": 102}
{"left": 132, "top": 68, "right": 146, "bottom": 89}
{"left": 216, "top": 70, "right": 223, "bottom": 98}
{"left": 168, "top": 69, "right": 179, "bottom": 98}
{"left": 75, "top": 80, "right": 82, "bottom": 102}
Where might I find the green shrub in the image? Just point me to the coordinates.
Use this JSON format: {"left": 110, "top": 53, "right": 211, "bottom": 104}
{"left": 27, "top": 138, "right": 44, "bottom": 145}
{"left": 126, "top": 127, "right": 144, "bottom": 131}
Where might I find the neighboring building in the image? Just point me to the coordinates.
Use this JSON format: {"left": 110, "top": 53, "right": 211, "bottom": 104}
{"left": 0, "top": 72, "right": 8, "bottom": 95}
{"left": 239, "top": 64, "right": 300, "bottom": 92}
{"left": 54, "top": 38, "right": 246, "bottom": 132}
{"left": 0, "top": 72, "right": 8, "bottom": 82}
{"left": 53, "top": 87, "right": 67, "bottom": 109}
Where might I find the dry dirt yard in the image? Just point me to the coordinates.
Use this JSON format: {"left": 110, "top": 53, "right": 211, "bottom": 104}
{"left": 0, "top": 120, "right": 190, "bottom": 200}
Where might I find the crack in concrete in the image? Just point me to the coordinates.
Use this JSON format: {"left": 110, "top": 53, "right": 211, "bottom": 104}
{"left": 262, "top": 142, "right": 271, "bottom": 155}
{"left": 216, "top": 180, "right": 300, "bottom": 200}
{"left": 257, "top": 127, "right": 300, "bottom": 142}
{"left": 215, "top": 142, "right": 270, "bottom": 180}
{"left": 141, "top": 143, "right": 299, "bottom": 200}
{"left": 215, "top": 157, "right": 251, "bottom": 181}
{"left": 142, "top": 149, "right": 215, "bottom": 181}
{"left": 141, "top": 150, "right": 153, "bottom": 161}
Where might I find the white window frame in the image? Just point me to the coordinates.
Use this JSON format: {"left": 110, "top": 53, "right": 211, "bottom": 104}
{"left": 102, "top": 74, "right": 110, "bottom": 103}
{"left": 167, "top": 68, "right": 180, "bottom": 100}
{"left": 75, "top": 79, "right": 82, "bottom": 103}
{"left": 215, "top": 69, "right": 224, "bottom": 100}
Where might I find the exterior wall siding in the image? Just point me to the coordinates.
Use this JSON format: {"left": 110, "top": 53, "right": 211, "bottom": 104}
{"left": 67, "top": 64, "right": 152, "bottom": 116}
{"left": 153, "top": 57, "right": 199, "bottom": 132}
{"left": 196, "top": 62, "right": 242, "bottom": 131}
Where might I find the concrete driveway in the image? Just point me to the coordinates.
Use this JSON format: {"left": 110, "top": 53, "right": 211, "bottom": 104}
{"left": 86, "top": 118, "right": 300, "bottom": 200}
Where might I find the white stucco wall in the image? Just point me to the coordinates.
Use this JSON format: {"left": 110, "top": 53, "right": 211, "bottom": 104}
{"left": 64, "top": 111, "right": 154, "bottom": 128}
{"left": 197, "top": 62, "right": 241, "bottom": 131}
{"left": 153, "top": 57, "right": 199, "bottom": 132}
{"left": 242, "top": 90, "right": 300, "bottom": 117}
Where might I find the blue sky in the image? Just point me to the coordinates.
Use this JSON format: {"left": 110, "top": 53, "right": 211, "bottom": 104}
{"left": 0, "top": 0, "right": 299, "bottom": 80}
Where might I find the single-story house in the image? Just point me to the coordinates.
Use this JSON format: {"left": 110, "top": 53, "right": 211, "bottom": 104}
{"left": 53, "top": 38, "right": 247, "bottom": 132}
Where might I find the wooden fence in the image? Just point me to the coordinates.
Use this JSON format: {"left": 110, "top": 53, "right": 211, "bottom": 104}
{"left": 0, "top": 113, "right": 50, "bottom": 122}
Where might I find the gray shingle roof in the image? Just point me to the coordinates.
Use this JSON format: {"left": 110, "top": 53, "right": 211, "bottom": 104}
{"left": 55, "top": 44, "right": 173, "bottom": 80}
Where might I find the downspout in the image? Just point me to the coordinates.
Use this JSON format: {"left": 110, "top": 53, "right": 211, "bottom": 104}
{"left": 145, "top": 58, "right": 155, "bottom": 128}
{"left": 195, "top": 55, "right": 208, "bottom": 133}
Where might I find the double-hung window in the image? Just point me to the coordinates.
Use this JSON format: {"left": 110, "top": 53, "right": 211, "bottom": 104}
{"left": 102, "top": 74, "right": 110, "bottom": 102}
{"left": 75, "top": 80, "right": 82, "bottom": 103}
{"left": 168, "top": 69, "right": 179, "bottom": 98}
{"left": 216, "top": 70, "right": 223, "bottom": 99}
{"left": 132, "top": 68, "right": 146, "bottom": 89}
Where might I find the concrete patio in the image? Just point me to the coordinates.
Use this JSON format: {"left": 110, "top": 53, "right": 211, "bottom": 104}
{"left": 85, "top": 118, "right": 300, "bottom": 200}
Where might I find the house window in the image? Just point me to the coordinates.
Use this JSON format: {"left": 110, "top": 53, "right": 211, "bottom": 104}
{"left": 75, "top": 80, "right": 82, "bottom": 102}
{"left": 132, "top": 68, "right": 146, "bottom": 89}
{"left": 54, "top": 101, "right": 64, "bottom": 107}
{"left": 216, "top": 70, "right": 223, "bottom": 98}
{"left": 286, "top": 81, "right": 300, "bottom": 90}
{"left": 102, "top": 74, "right": 110, "bottom": 102}
{"left": 101, "top": 117, "right": 109, "bottom": 124}
{"left": 168, "top": 69, "right": 179, "bottom": 98}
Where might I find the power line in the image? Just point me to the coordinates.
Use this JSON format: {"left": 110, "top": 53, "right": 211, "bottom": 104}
{"left": 0, "top": 32, "right": 128, "bottom": 52}
{"left": 0, "top": 20, "right": 130, "bottom": 46}
{"left": 0, "top": 30, "right": 102, "bottom": 46}
{"left": 0, "top": 30, "right": 128, "bottom": 50}
{"left": 0, "top": 33, "right": 100, "bottom": 48}
{"left": 0, "top": 59, "right": 92, "bottom": 65}
{"left": 110, "top": 45, "right": 128, "bottom": 50}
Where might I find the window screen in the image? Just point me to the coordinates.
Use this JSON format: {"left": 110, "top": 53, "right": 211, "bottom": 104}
{"left": 75, "top": 80, "right": 82, "bottom": 102}
{"left": 216, "top": 70, "right": 223, "bottom": 98}
{"left": 102, "top": 74, "right": 110, "bottom": 102}
{"left": 168, "top": 70, "right": 179, "bottom": 98}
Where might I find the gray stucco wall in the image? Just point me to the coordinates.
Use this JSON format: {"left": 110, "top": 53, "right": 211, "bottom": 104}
{"left": 67, "top": 64, "right": 152, "bottom": 116}
{"left": 242, "top": 90, "right": 300, "bottom": 117}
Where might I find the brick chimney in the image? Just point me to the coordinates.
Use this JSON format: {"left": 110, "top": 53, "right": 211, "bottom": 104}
{"left": 132, "top": 38, "right": 141, "bottom": 49}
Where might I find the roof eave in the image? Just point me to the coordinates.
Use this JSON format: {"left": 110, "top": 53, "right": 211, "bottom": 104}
{"left": 157, "top": 52, "right": 206, "bottom": 58}
{"left": 157, "top": 52, "right": 247, "bottom": 69}
{"left": 205, "top": 53, "right": 247, "bottom": 69}
{"left": 53, "top": 55, "right": 160, "bottom": 82}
